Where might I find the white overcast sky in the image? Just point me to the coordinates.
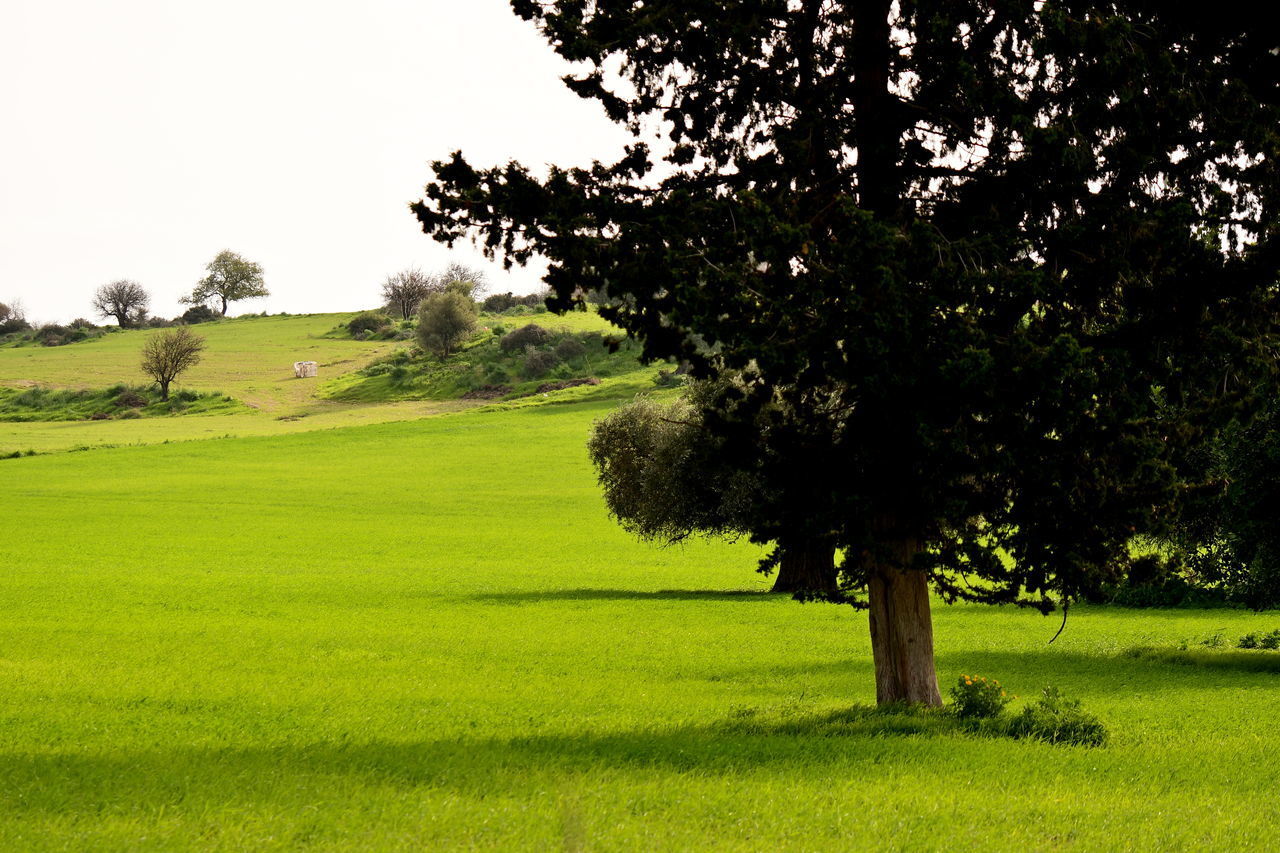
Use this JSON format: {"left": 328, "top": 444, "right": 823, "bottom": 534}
{"left": 0, "top": 0, "right": 629, "bottom": 324}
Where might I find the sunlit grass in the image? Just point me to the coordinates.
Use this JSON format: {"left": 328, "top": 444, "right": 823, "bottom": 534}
{"left": 4, "top": 401, "right": 1280, "bottom": 849}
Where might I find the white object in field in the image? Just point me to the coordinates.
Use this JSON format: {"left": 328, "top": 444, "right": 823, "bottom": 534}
{"left": 293, "top": 361, "right": 318, "bottom": 378}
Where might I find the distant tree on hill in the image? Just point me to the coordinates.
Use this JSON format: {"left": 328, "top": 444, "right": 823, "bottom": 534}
{"left": 382, "top": 267, "right": 435, "bottom": 319}
{"left": 140, "top": 327, "right": 205, "bottom": 401}
{"left": 415, "top": 291, "right": 476, "bottom": 359}
{"left": 0, "top": 300, "right": 30, "bottom": 335}
{"left": 438, "top": 262, "right": 488, "bottom": 299}
{"left": 182, "top": 250, "right": 268, "bottom": 316}
{"left": 91, "top": 280, "right": 150, "bottom": 328}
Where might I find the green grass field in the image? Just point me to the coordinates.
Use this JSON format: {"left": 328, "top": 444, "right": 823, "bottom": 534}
{"left": 4, "top": 316, "right": 1280, "bottom": 849}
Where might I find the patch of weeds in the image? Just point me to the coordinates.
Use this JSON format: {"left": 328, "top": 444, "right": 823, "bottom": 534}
{"left": 1237, "top": 629, "right": 1280, "bottom": 650}
{"left": 998, "top": 687, "right": 1109, "bottom": 747}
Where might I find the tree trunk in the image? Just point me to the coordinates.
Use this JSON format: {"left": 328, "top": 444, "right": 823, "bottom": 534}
{"left": 159, "top": 380, "right": 170, "bottom": 402}
{"left": 866, "top": 538, "right": 942, "bottom": 707}
{"left": 772, "top": 541, "right": 838, "bottom": 594}
{"left": 219, "top": 295, "right": 228, "bottom": 316}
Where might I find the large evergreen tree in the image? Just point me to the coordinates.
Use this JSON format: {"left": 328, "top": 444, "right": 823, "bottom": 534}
{"left": 414, "top": 2, "right": 1280, "bottom": 705}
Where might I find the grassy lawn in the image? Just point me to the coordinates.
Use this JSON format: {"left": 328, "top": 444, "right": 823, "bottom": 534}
{"left": 4, "top": 401, "right": 1280, "bottom": 850}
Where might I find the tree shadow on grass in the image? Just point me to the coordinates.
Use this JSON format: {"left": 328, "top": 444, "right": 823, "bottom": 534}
{"left": 0, "top": 706, "right": 1053, "bottom": 820}
{"left": 1120, "top": 646, "right": 1280, "bottom": 674}
{"left": 726, "top": 646, "right": 1280, "bottom": 697}
{"left": 470, "top": 588, "right": 778, "bottom": 604}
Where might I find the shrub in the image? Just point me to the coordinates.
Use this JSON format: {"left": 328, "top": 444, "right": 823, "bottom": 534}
{"left": 523, "top": 348, "right": 560, "bottom": 378}
{"left": 1003, "top": 687, "right": 1108, "bottom": 746}
{"left": 416, "top": 291, "right": 477, "bottom": 358}
{"left": 1238, "top": 629, "right": 1280, "bottom": 650}
{"left": 483, "top": 291, "right": 546, "bottom": 313}
{"left": 499, "top": 323, "right": 551, "bottom": 353}
{"left": 949, "top": 674, "right": 1011, "bottom": 719}
{"left": 653, "top": 369, "right": 686, "bottom": 388}
{"left": 554, "top": 336, "right": 587, "bottom": 361}
{"left": 180, "top": 304, "right": 218, "bottom": 325}
{"left": 117, "top": 409, "right": 142, "bottom": 420}
{"left": 114, "top": 391, "right": 148, "bottom": 408}
{"left": 348, "top": 311, "right": 391, "bottom": 337}
{"left": 491, "top": 324, "right": 507, "bottom": 337}
{"left": 35, "top": 324, "right": 71, "bottom": 346}
{"left": 69, "top": 318, "right": 97, "bottom": 329}
{"left": 389, "top": 365, "right": 409, "bottom": 383}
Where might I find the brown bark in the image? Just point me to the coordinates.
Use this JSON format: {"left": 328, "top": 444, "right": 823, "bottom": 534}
{"left": 866, "top": 537, "right": 942, "bottom": 706}
{"left": 772, "top": 542, "right": 838, "bottom": 594}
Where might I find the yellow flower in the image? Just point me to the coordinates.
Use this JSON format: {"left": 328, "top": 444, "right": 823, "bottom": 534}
{"left": 1001, "top": 691, "right": 1006, "bottom": 697}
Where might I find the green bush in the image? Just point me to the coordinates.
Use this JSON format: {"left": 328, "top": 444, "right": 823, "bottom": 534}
{"left": 554, "top": 337, "right": 587, "bottom": 361}
{"left": 499, "top": 323, "right": 551, "bottom": 353}
{"left": 1003, "top": 687, "right": 1108, "bottom": 746}
{"left": 180, "top": 304, "right": 218, "bottom": 325}
{"left": 523, "top": 349, "right": 560, "bottom": 378}
{"left": 348, "top": 312, "right": 392, "bottom": 337}
{"left": 949, "top": 674, "right": 1011, "bottom": 719}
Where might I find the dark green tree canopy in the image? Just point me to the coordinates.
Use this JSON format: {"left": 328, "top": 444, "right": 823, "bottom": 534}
{"left": 415, "top": 3, "right": 1280, "bottom": 616}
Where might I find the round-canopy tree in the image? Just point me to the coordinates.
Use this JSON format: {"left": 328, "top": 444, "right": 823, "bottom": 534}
{"left": 183, "top": 250, "right": 268, "bottom": 316}
{"left": 588, "top": 383, "right": 840, "bottom": 596}
{"left": 415, "top": 2, "right": 1280, "bottom": 705}
{"left": 91, "top": 280, "right": 150, "bottom": 328}
{"left": 415, "top": 290, "right": 477, "bottom": 359}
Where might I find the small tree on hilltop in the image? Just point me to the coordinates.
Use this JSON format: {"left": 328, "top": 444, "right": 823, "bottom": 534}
{"left": 91, "top": 280, "right": 150, "bottom": 329}
{"left": 182, "top": 250, "right": 268, "bottom": 316}
{"left": 382, "top": 267, "right": 436, "bottom": 319}
{"left": 438, "top": 262, "right": 489, "bottom": 299}
{"left": 141, "top": 326, "right": 205, "bottom": 401}
{"left": 415, "top": 290, "right": 476, "bottom": 359}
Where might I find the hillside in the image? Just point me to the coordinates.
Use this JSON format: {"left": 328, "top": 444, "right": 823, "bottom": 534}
{"left": 0, "top": 309, "right": 666, "bottom": 455}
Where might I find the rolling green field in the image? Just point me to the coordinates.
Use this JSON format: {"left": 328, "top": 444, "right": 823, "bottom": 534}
{"left": 4, "top": 316, "right": 1280, "bottom": 850}
{"left": 0, "top": 310, "right": 657, "bottom": 455}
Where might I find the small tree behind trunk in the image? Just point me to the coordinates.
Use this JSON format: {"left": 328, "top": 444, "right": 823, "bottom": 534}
{"left": 772, "top": 541, "right": 838, "bottom": 594}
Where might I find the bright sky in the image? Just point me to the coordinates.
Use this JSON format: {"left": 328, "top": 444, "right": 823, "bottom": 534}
{"left": 0, "top": 0, "right": 629, "bottom": 324}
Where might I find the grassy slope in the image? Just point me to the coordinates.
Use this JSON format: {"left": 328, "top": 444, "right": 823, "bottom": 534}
{"left": 4, "top": 402, "right": 1280, "bottom": 850}
{"left": 0, "top": 310, "right": 663, "bottom": 454}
